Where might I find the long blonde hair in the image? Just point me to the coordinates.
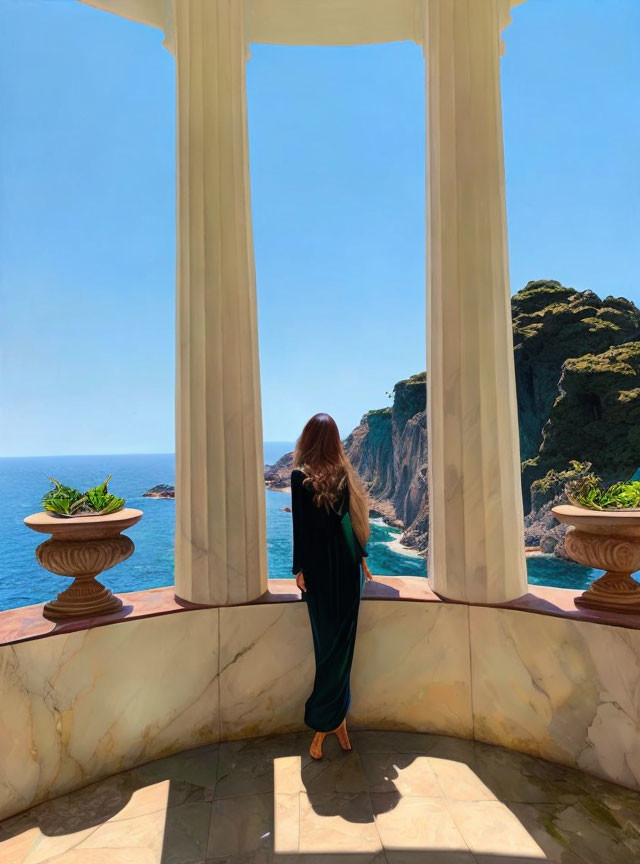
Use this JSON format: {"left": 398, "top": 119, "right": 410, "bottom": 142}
{"left": 293, "top": 413, "right": 370, "bottom": 550}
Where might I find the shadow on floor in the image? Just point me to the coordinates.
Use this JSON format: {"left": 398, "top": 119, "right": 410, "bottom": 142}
{"left": 1, "top": 730, "right": 639, "bottom": 863}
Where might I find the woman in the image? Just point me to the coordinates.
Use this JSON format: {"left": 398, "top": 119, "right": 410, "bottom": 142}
{"left": 291, "top": 412, "right": 372, "bottom": 760}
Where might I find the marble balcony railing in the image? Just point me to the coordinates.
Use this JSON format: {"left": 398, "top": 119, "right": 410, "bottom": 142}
{"left": 1, "top": 576, "right": 639, "bottom": 822}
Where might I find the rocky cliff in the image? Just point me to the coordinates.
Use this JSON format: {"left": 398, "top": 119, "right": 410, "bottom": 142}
{"left": 262, "top": 282, "right": 640, "bottom": 557}
{"left": 523, "top": 342, "right": 640, "bottom": 500}
{"left": 264, "top": 453, "right": 294, "bottom": 489}
{"left": 261, "top": 280, "right": 640, "bottom": 560}
{"left": 349, "top": 282, "right": 640, "bottom": 556}
{"left": 264, "top": 374, "right": 429, "bottom": 551}
{"left": 345, "top": 374, "right": 428, "bottom": 549}
{"left": 523, "top": 462, "right": 594, "bottom": 558}
{"left": 513, "top": 280, "right": 640, "bottom": 465}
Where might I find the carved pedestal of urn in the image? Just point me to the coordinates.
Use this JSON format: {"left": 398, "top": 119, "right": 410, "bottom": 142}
{"left": 24, "top": 509, "right": 143, "bottom": 622}
{"left": 552, "top": 504, "right": 640, "bottom": 614}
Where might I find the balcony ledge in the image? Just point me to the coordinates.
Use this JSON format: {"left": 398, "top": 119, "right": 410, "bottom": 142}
{"left": 2, "top": 575, "right": 640, "bottom": 648}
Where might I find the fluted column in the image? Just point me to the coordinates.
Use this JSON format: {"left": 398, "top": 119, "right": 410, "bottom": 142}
{"left": 173, "top": 0, "right": 268, "bottom": 605}
{"left": 425, "top": 0, "right": 527, "bottom": 603}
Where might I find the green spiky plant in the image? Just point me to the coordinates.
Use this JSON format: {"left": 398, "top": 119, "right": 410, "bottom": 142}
{"left": 565, "top": 461, "right": 640, "bottom": 511}
{"left": 42, "top": 475, "right": 125, "bottom": 517}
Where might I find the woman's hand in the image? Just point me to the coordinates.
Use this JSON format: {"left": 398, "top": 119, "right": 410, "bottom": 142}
{"left": 296, "top": 571, "right": 306, "bottom": 592}
{"left": 362, "top": 559, "right": 373, "bottom": 581}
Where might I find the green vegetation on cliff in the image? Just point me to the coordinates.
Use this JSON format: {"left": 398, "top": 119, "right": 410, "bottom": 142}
{"left": 523, "top": 341, "right": 640, "bottom": 500}
{"left": 512, "top": 280, "right": 640, "bottom": 466}
{"left": 529, "top": 461, "right": 595, "bottom": 514}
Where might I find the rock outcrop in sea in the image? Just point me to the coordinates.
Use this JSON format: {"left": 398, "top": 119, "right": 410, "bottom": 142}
{"left": 143, "top": 484, "right": 175, "bottom": 499}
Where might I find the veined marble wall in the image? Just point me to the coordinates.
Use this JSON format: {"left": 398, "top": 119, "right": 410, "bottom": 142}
{"left": 219, "top": 603, "right": 316, "bottom": 739}
{"left": 351, "top": 601, "right": 473, "bottom": 736}
{"left": 1, "top": 598, "right": 639, "bottom": 821}
{"left": 470, "top": 606, "right": 640, "bottom": 791}
{"left": 217, "top": 601, "right": 473, "bottom": 742}
{"left": 0, "top": 611, "right": 219, "bottom": 821}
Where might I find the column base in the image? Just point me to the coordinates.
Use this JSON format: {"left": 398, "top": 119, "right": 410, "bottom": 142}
{"left": 575, "top": 571, "right": 640, "bottom": 615}
{"left": 43, "top": 577, "right": 123, "bottom": 622}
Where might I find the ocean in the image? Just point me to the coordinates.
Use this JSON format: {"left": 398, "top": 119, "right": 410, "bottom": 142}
{"left": 0, "top": 448, "right": 600, "bottom": 611}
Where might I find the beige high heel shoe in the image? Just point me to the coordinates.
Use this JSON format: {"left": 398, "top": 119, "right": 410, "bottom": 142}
{"left": 309, "top": 718, "right": 352, "bottom": 760}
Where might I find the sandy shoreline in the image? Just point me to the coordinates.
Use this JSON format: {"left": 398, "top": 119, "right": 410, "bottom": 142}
{"left": 385, "top": 534, "right": 423, "bottom": 559}
{"left": 266, "top": 484, "right": 291, "bottom": 495}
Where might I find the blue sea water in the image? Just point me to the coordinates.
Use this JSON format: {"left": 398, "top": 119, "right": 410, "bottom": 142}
{"left": 0, "top": 454, "right": 176, "bottom": 610}
{"left": 0, "top": 449, "right": 600, "bottom": 611}
{"left": 264, "top": 441, "right": 294, "bottom": 465}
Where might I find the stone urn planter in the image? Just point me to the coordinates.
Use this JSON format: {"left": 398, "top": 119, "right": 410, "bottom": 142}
{"left": 24, "top": 509, "right": 143, "bottom": 622}
{"left": 552, "top": 504, "right": 640, "bottom": 613}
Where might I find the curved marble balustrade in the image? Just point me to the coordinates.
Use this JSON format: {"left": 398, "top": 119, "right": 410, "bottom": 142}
{"left": 1, "top": 577, "right": 639, "bottom": 821}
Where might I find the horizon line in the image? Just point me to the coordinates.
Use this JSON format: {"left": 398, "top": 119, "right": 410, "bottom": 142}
{"left": 0, "top": 442, "right": 297, "bottom": 460}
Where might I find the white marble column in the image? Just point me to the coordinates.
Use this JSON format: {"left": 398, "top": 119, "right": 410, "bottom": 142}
{"left": 424, "top": 0, "right": 528, "bottom": 603}
{"left": 173, "top": 0, "right": 268, "bottom": 606}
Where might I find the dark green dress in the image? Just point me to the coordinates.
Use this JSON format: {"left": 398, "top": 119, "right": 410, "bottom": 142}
{"left": 291, "top": 469, "right": 368, "bottom": 732}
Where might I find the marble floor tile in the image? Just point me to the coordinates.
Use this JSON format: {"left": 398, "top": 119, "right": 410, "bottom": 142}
{"left": 517, "top": 799, "right": 640, "bottom": 864}
{"left": 22, "top": 827, "right": 103, "bottom": 864}
{"left": 273, "top": 749, "right": 369, "bottom": 797}
{"left": 428, "top": 756, "right": 497, "bottom": 802}
{"left": 160, "top": 800, "right": 213, "bottom": 864}
{"left": 300, "top": 752, "right": 369, "bottom": 795}
{"left": 385, "top": 851, "right": 477, "bottom": 864}
{"left": 372, "top": 793, "right": 471, "bottom": 854}
{"left": 298, "top": 791, "right": 381, "bottom": 854}
{"left": 351, "top": 730, "right": 441, "bottom": 754}
{"left": 50, "top": 782, "right": 129, "bottom": 831}
{"left": 274, "top": 756, "right": 305, "bottom": 795}
{"left": 424, "top": 735, "right": 482, "bottom": 763}
{"left": 3, "top": 826, "right": 77, "bottom": 864}
{"left": 472, "top": 858, "right": 574, "bottom": 864}
{"left": 208, "top": 853, "right": 272, "bottom": 864}
{"left": 208, "top": 792, "right": 274, "bottom": 858}
{"left": 2, "top": 731, "right": 640, "bottom": 864}
{"left": 361, "top": 752, "right": 442, "bottom": 798}
{"left": 0, "top": 828, "right": 37, "bottom": 864}
{"left": 106, "top": 780, "right": 171, "bottom": 822}
{"left": 503, "top": 802, "right": 607, "bottom": 864}
{"left": 40, "top": 850, "right": 160, "bottom": 863}
{"left": 467, "top": 743, "right": 586, "bottom": 806}
{"left": 274, "top": 792, "right": 299, "bottom": 854}
{"left": 274, "top": 854, "right": 387, "bottom": 864}
{"left": 72, "top": 807, "right": 167, "bottom": 859}
{"left": 447, "top": 799, "right": 546, "bottom": 859}
{"left": 216, "top": 735, "right": 312, "bottom": 799}
{"left": 10, "top": 780, "right": 130, "bottom": 837}
{"left": 133, "top": 743, "right": 220, "bottom": 791}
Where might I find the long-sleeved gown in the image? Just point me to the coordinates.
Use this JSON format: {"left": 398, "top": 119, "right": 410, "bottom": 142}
{"left": 291, "top": 468, "right": 368, "bottom": 732}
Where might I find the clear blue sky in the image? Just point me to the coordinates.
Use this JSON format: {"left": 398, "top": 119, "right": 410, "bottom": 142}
{"left": 0, "top": 0, "right": 638, "bottom": 456}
